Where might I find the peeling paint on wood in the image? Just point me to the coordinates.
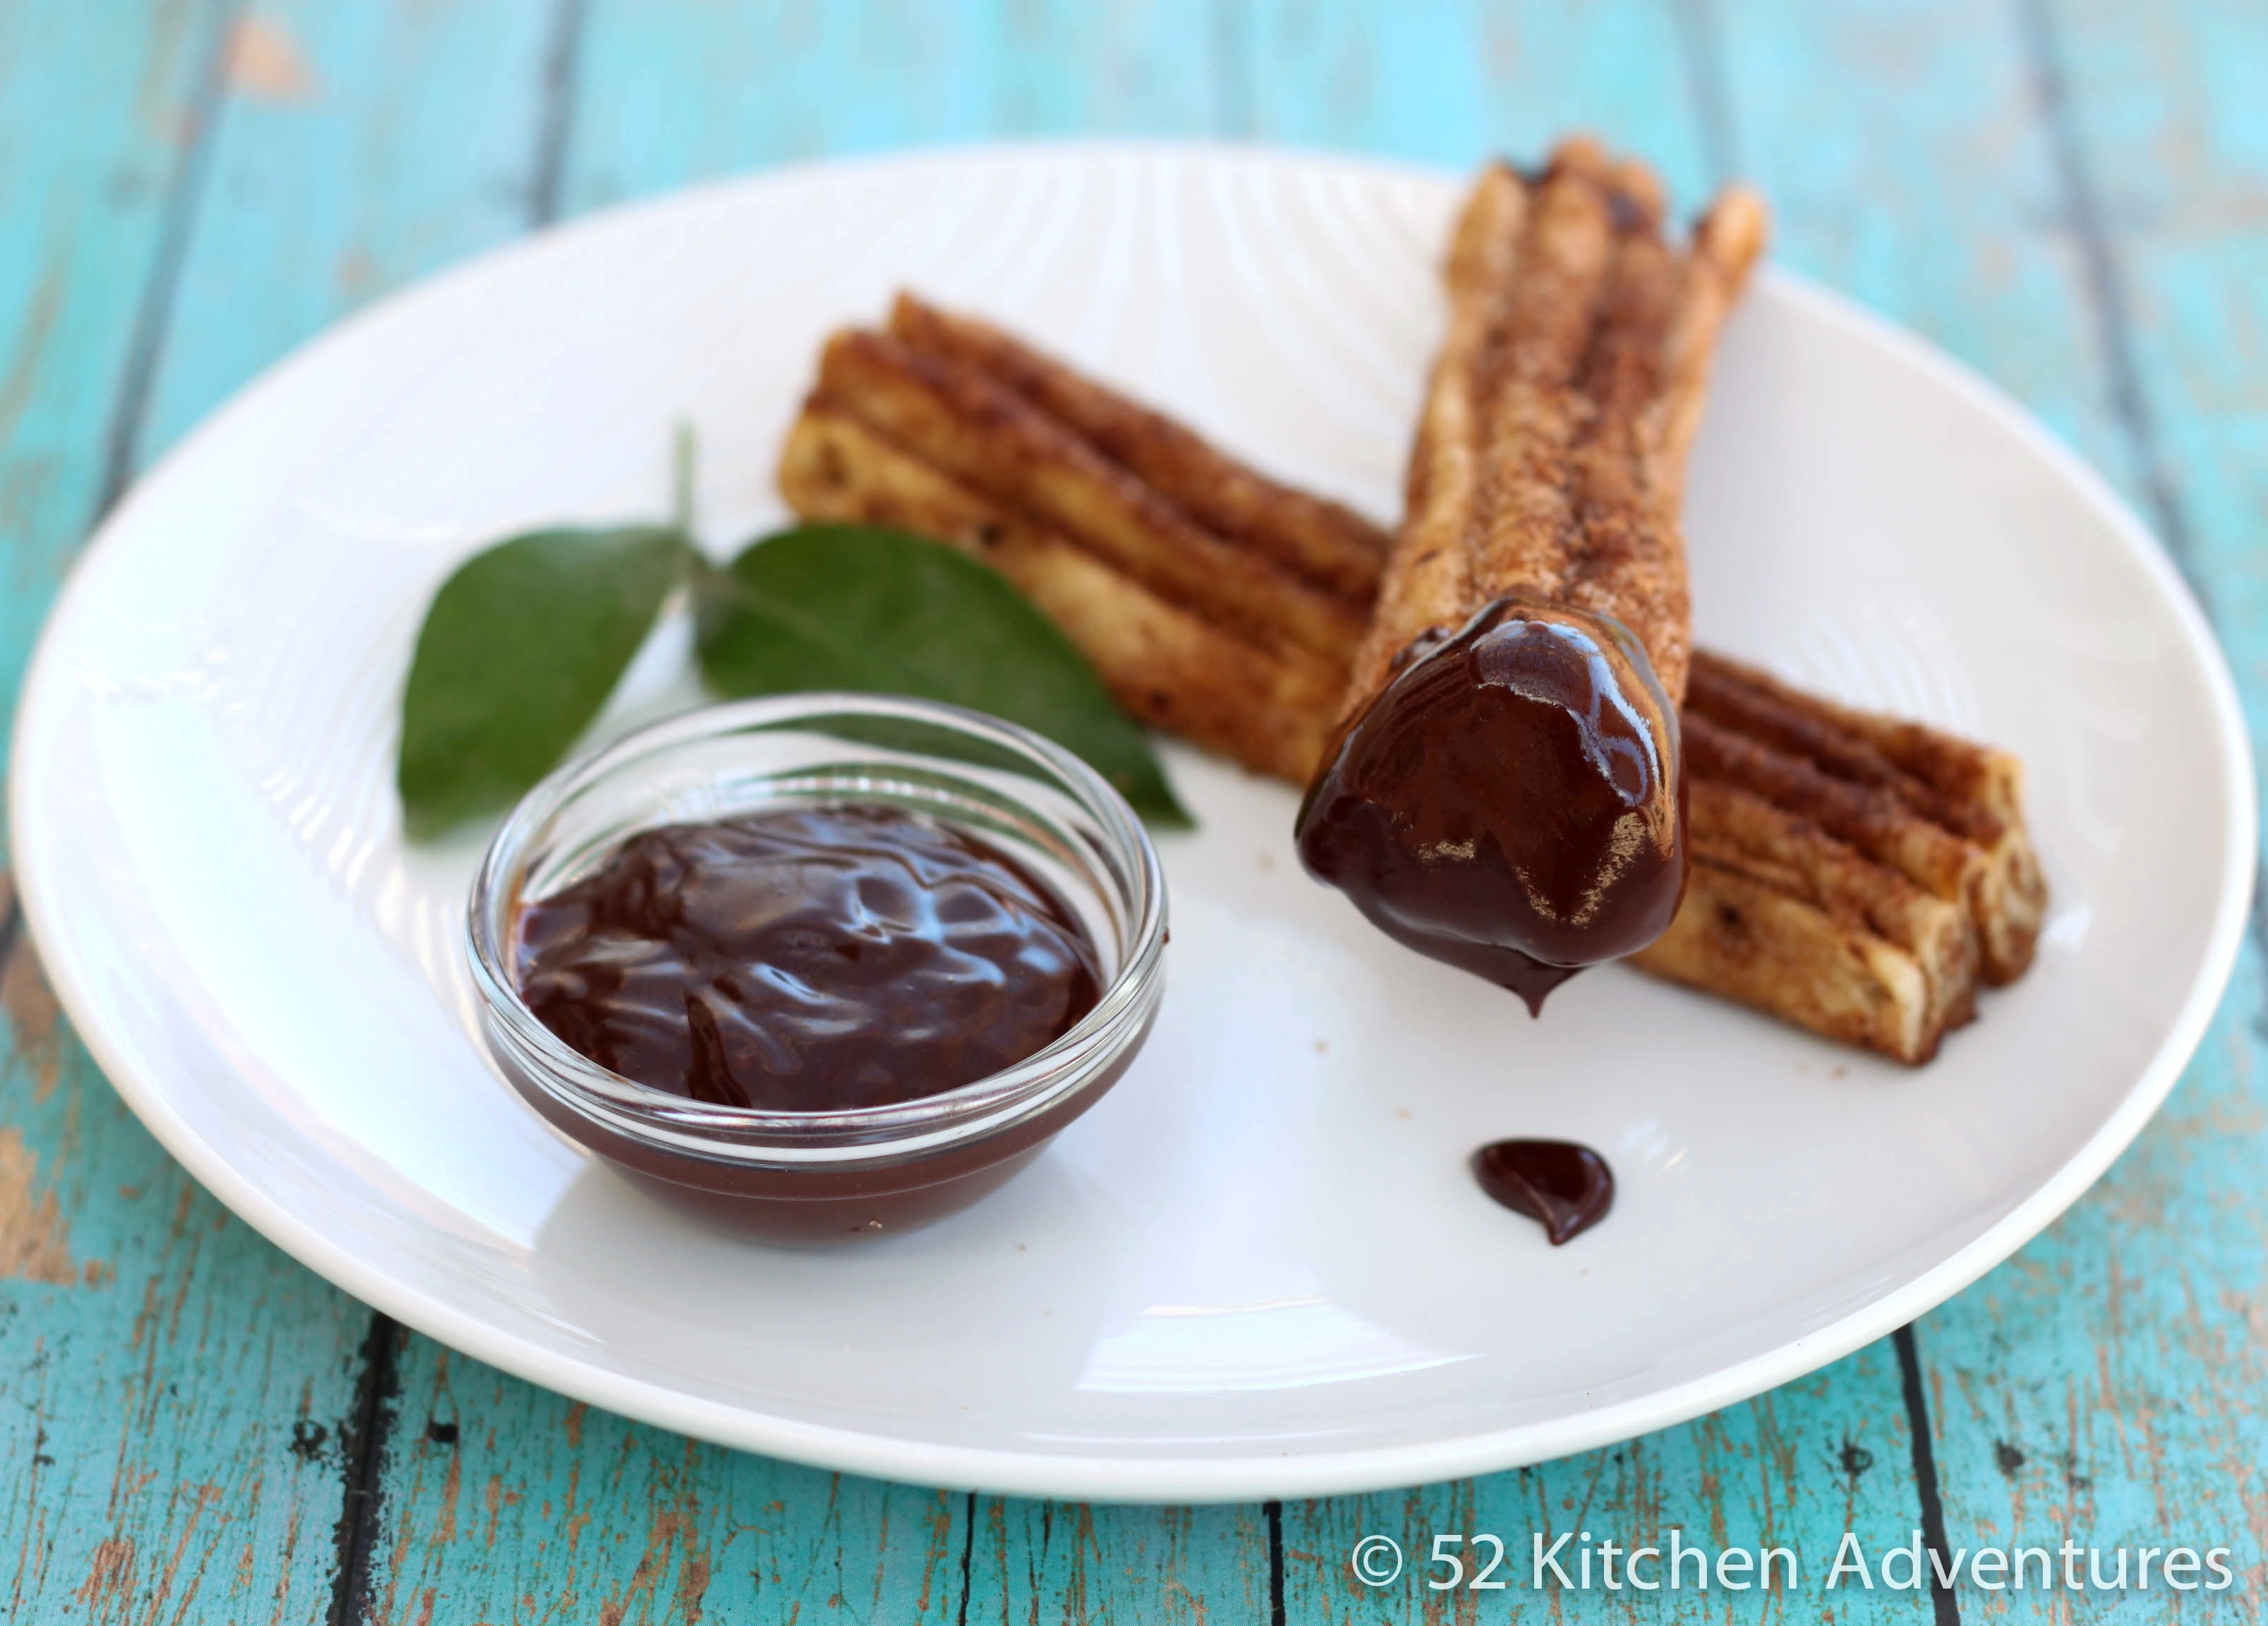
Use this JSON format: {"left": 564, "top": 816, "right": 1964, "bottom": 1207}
{"left": 0, "top": 1126, "right": 78, "bottom": 1283}
{"left": 368, "top": 1341, "right": 963, "bottom": 1625}
{"left": 1, "top": 925, "right": 65, "bottom": 1104}
{"left": 0, "top": 4, "right": 515, "bottom": 1623}
{"left": 225, "top": 12, "right": 320, "bottom": 104}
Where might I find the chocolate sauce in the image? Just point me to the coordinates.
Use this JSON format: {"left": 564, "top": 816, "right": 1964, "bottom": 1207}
{"left": 1293, "top": 596, "right": 1686, "bottom": 1013}
{"left": 1472, "top": 1139, "right": 1615, "bottom": 1243}
{"left": 512, "top": 805, "right": 1102, "bottom": 1112}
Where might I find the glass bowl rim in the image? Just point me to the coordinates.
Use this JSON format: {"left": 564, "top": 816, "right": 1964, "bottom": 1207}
{"left": 465, "top": 692, "right": 1167, "bottom": 1151}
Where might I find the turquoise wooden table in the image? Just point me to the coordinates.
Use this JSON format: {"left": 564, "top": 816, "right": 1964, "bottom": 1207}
{"left": 4, "top": 2, "right": 2264, "bottom": 1620}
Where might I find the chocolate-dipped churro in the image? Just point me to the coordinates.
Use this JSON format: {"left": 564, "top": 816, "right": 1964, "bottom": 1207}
{"left": 772, "top": 234, "right": 2043, "bottom": 1065}
{"left": 1295, "top": 141, "right": 1769, "bottom": 1011}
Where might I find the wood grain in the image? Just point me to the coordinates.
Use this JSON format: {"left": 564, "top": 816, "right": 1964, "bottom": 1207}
{"left": 564, "top": 0, "right": 1229, "bottom": 215}
{"left": 104, "top": 6, "right": 603, "bottom": 1616}
{"left": 0, "top": 917, "right": 371, "bottom": 1622}
{"left": 1250, "top": 0, "right": 1718, "bottom": 205}
{"left": 1911, "top": 0, "right": 2268, "bottom": 1601}
{"left": 0, "top": 2, "right": 576, "bottom": 1621}
{"left": 1718, "top": 0, "right": 2123, "bottom": 476}
{"left": 0, "top": 6, "right": 383, "bottom": 1621}
{"left": 1, "top": 1, "right": 2263, "bottom": 1620}
{"left": 370, "top": 1339, "right": 966, "bottom": 1625}
{"left": 133, "top": 0, "right": 565, "bottom": 460}
{"left": 967, "top": 1498, "right": 1272, "bottom": 1625}
{"left": 0, "top": 0, "right": 215, "bottom": 781}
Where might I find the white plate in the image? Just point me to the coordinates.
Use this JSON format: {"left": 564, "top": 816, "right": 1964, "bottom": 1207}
{"left": 12, "top": 145, "right": 2252, "bottom": 1502}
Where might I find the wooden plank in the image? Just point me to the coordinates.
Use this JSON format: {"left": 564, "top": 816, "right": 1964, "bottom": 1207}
{"left": 564, "top": 0, "right": 1226, "bottom": 215}
{"left": 1715, "top": 0, "right": 2126, "bottom": 490}
{"left": 132, "top": 0, "right": 565, "bottom": 465}
{"left": 0, "top": 0, "right": 596, "bottom": 1619}
{"left": 84, "top": 9, "right": 609, "bottom": 1620}
{"left": 2034, "top": 0, "right": 2268, "bottom": 720}
{"left": 0, "top": 902, "right": 373, "bottom": 1622}
{"left": 1249, "top": 0, "right": 1718, "bottom": 205}
{"left": 967, "top": 1500, "right": 1272, "bottom": 1626}
{"left": 0, "top": 0, "right": 217, "bottom": 773}
{"left": 369, "top": 1339, "right": 966, "bottom": 1624}
{"left": 1902, "top": 0, "right": 2268, "bottom": 1590}
{"left": 1722, "top": 0, "right": 2268, "bottom": 1601}
{"left": 1709, "top": 0, "right": 2268, "bottom": 1604}
{"left": 0, "top": 5, "right": 387, "bottom": 1621}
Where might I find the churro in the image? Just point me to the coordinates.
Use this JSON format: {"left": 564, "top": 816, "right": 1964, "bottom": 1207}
{"left": 1296, "top": 141, "right": 1768, "bottom": 1010}
{"left": 773, "top": 234, "right": 2041, "bottom": 1064}
{"left": 777, "top": 402, "right": 1344, "bottom": 782}
{"left": 779, "top": 305, "right": 1361, "bottom": 781}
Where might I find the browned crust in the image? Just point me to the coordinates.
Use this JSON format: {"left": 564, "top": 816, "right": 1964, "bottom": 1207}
{"left": 1683, "top": 778, "right": 1977, "bottom": 1045}
{"left": 1557, "top": 170, "right": 1691, "bottom": 696}
{"left": 1688, "top": 651, "right": 2044, "bottom": 983}
{"left": 814, "top": 328, "right": 1368, "bottom": 666}
{"left": 1651, "top": 667, "right": 2044, "bottom": 1059}
{"left": 1689, "top": 652, "right": 1994, "bottom": 838}
{"left": 886, "top": 293, "right": 1392, "bottom": 603}
{"left": 1346, "top": 142, "right": 1768, "bottom": 715}
{"left": 1684, "top": 711, "right": 1985, "bottom": 905}
{"left": 1356, "top": 163, "right": 1526, "bottom": 704}
{"left": 778, "top": 403, "right": 1341, "bottom": 783}
{"left": 1628, "top": 860, "right": 1947, "bottom": 1064}
{"left": 1651, "top": 190, "right": 1770, "bottom": 519}
{"left": 1694, "top": 652, "right": 2022, "bottom": 828}
{"left": 1460, "top": 148, "right": 1624, "bottom": 668}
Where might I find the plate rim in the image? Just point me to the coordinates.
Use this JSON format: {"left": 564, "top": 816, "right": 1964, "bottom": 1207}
{"left": 11, "top": 138, "right": 2255, "bottom": 1502}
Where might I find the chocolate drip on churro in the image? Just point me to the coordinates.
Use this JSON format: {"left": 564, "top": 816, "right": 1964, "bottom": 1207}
{"left": 1296, "top": 595, "right": 1685, "bottom": 1013}
{"left": 1296, "top": 141, "right": 1768, "bottom": 1008}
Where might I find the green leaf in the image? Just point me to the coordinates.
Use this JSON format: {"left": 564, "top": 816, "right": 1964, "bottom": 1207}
{"left": 399, "top": 526, "right": 689, "bottom": 839}
{"left": 696, "top": 524, "right": 1190, "bottom": 826}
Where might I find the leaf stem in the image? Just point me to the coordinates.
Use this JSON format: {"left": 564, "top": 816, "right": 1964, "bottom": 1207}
{"left": 672, "top": 418, "right": 698, "bottom": 538}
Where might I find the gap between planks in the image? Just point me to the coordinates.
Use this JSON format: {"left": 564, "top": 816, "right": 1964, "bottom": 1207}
{"left": 1673, "top": 12, "right": 1967, "bottom": 1624}
{"left": 2012, "top": 0, "right": 2199, "bottom": 589}
{"left": 325, "top": 1313, "right": 402, "bottom": 1626}
{"left": 527, "top": 0, "right": 591, "bottom": 228}
{"left": 2013, "top": 0, "right": 2268, "bottom": 1006}
{"left": 319, "top": 0, "right": 591, "bottom": 1615}
{"left": 1670, "top": 0, "right": 1742, "bottom": 187}
{"left": 1895, "top": 1325, "right": 1964, "bottom": 1626}
{"left": 93, "top": 0, "right": 241, "bottom": 524}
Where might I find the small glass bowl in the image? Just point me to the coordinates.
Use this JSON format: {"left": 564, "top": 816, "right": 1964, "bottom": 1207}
{"left": 467, "top": 694, "right": 1166, "bottom": 1243}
